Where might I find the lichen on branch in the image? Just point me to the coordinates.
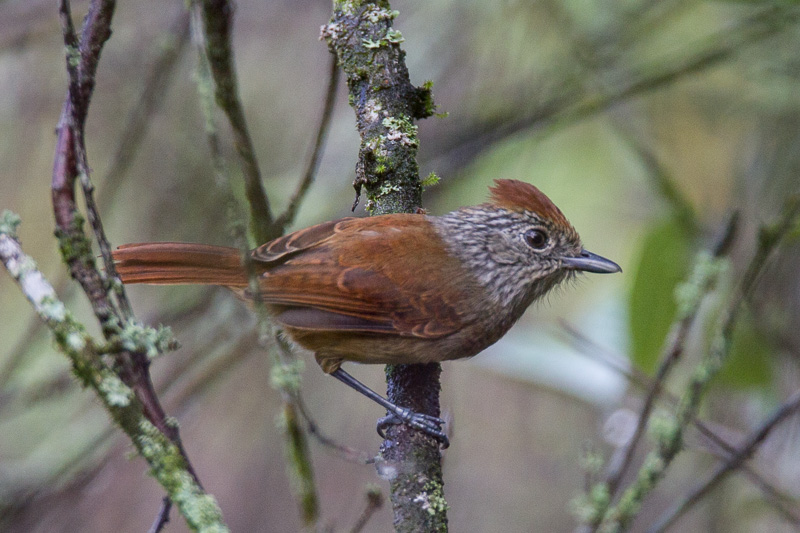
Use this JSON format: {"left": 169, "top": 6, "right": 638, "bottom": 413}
{"left": 321, "top": 1, "right": 436, "bottom": 214}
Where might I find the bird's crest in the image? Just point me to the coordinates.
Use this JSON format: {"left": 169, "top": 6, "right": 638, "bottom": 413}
{"left": 488, "top": 179, "right": 570, "bottom": 227}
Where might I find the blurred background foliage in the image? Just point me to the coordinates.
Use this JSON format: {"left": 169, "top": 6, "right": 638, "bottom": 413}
{"left": 1, "top": 0, "right": 799, "bottom": 531}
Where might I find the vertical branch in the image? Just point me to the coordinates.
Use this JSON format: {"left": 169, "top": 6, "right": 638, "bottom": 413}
{"left": 322, "top": 2, "right": 447, "bottom": 531}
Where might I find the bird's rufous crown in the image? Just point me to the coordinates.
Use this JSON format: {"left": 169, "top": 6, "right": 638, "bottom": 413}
{"left": 488, "top": 179, "right": 571, "bottom": 228}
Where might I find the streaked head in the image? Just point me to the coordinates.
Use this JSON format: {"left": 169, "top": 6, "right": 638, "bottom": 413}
{"left": 434, "top": 179, "right": 620, "bottom": 309}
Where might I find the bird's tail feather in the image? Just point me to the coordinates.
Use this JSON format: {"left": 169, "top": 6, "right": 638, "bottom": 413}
{"left": 112, "top": 242, "right": 248, "bottom": 287}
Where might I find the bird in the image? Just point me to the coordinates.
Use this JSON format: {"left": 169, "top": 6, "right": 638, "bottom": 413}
{"left": 112, "top": 179, "right": 621, "bottom": 447}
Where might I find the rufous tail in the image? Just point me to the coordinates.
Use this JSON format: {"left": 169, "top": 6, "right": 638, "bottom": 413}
{"left": 112, "top": 243, "right": 249, "bottom": 287}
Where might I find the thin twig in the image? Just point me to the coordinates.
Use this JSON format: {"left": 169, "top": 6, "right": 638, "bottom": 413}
{"left": 273, "top": 53, "right": 340, "bottom": 233}
{"left": 648, "top": 391, "right": 800, "bottom": 533}
{"left": 350, "top": 486, "right": 384, "bottom": 533}
{"left": 196, "top": 0, "right": 275, "bottom": 244}
{"left": 292, "top": 391, "right": 374, "bottom": 465}
{"left": 98, "top": 9, "right": 191, "bottom": 208}
{"left": 147, "top": 497, "right": 172, "bottom": 533}
{"left": 611, "top": 124, "right": 699, "bottom": 237}
{"left": 48, "top": 2, "right": 225, "bottom": 528}
{"left": 560, "top": 323, "right": 800, "bottom": 527}
{"left": 0, "top": 222, "right": 227, "bottom": 531}
{"left": 427, "top": 5, "right": 800, "bottom": 179}
{"left": 192, "top": 21, "right": 323, "bottom": 517}
{"left": 597, "top": 195, "right": 800, "bottom": 531}
{"left": 603, "top": 215, "right": 739, "bottom": 502}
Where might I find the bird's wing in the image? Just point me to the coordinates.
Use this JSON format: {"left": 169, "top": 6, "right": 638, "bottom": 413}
{"left": 253, "top": 215, "right": 475, "bottom": 338}
{"left": 252, "top": 218, "right": 352, "bottom": 264}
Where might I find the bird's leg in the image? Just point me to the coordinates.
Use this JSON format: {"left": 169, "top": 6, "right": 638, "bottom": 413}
{"left": 330, "top": 368, "right": 449, "bottom": 448}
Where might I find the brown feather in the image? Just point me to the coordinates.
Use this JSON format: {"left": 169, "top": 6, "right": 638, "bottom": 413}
{"left": 488, "top": 179, "right": 570, "bottom": 227}
{"left": 253, "top": 215, "right": 479, "bottom": 340}
{"left": 113, "top": 242, "right": 248, "bottom": 287}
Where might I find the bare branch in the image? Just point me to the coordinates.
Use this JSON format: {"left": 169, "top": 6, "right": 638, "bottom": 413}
{"left": 427, "top": 5, "right": 800, "bottom": 179}
{"left": 350, "top": 485, "right": 384, "bottom": 533}
{"left": 602, "top": 215, "right": 738, "bottom": 503}
{"left": 99, "top": 9, "right": 191, "bottom": 208}
{"left": 148, "top": 497, "right": 172, "bottom": 533}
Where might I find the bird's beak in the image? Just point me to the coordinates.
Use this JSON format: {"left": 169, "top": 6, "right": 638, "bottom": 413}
{"left": 562, "top": 249, "right": 622, "bottom": 274}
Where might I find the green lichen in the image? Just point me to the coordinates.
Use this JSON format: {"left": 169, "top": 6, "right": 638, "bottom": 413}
{"left": 674, "top": 252, "right": 728, "bottom": 319}
{"left": 119, "top": 321, "right": 178, "bottom": 359}
{"left": 382, "top": 116, "right": 418, "bottom": 147}
{"left": 385, "top": 29, "right": 404, "bottom": 44}
{"left": 137, "top": 420, "right": 228, "bottom": 532}
{"left": 270, "top": 360, "right": 305, "bottom": 393}
{"left": 647, "top": 411, "right": 681, "bottom": 455}
{"left": 98, "top": 372, "right": 133, "bottom": 407}
{"left": 65, "top": 44, "right": 80, "bottom": 68}
{"left": 40, "top": 295, "right": 68, "bottom": 323}
{"left": 0, "top": 210, "right": 21, "bottom": 238}
{"left": 55, "top": 212, "right": 94, "bottom": 267}
{"left": 362, "top": 5, "right": 398, "bottom": 23}
{"left": 421, "top": 480, "right": 448, "bottom": 516}
{"left": 571, "top": 483, "right": 610, "bottom": 524}
{"left": 361, "top": 28, "right": 403, "bottom": 50}
{"left": 65, "top": 331, "right": 87, "bottom": 352}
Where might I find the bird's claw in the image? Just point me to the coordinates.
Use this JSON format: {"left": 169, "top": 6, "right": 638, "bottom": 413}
{"left": 377, "top": 409, "right": 449, "bottom": 449}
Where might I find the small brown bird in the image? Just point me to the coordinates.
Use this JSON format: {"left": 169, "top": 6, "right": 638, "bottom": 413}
{"left": 113, "top": 180, "right": 620, "bottom": 446}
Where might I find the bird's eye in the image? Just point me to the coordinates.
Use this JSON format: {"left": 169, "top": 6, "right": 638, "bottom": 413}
{"left": 524, "top": 229, "right": 548, "bottom": 250}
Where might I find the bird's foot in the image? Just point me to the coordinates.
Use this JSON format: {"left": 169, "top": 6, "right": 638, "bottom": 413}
{"left": 377, "top": 409, "right": 449, "bottom": 449}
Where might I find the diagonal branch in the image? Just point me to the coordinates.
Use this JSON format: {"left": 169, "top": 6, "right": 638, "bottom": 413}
{"left": 596, "top": 195, "right": 800, "bottom": 531}
{"left": 427, "top": 5, "right": 800, "bottom": 179}
{"left": 0, "top": 217, "right": 227, "bottom": 532}
{"left": 561, "top": 323, "right": 800, "bottom": 527}
{"left": 648, "top": 391, "right": 800, "bottom": 533}
{"left": 601, "top": 215, "right": 739, "bottom": 504}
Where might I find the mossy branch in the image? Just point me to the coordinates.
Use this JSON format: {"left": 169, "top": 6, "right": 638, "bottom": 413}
{"left": 0, "top": 219, "right": 228, "bottom": 533}
{"left": 323, "top": 2, "right": 448, "bottom": 531}
{"left": 47, "top": 1, "right": 229, "bottom": 529}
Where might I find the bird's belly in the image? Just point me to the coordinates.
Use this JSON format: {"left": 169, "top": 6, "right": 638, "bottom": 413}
{"left": 285, "top": 317, "right": 511, "bottom": 371}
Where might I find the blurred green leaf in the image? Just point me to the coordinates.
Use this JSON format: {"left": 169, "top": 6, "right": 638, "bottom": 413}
{"left": 717, "top": 310, "right": 773, "bottom": 388}
{"left": 629, "top": 218, "right": 691, "bottom": 373}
